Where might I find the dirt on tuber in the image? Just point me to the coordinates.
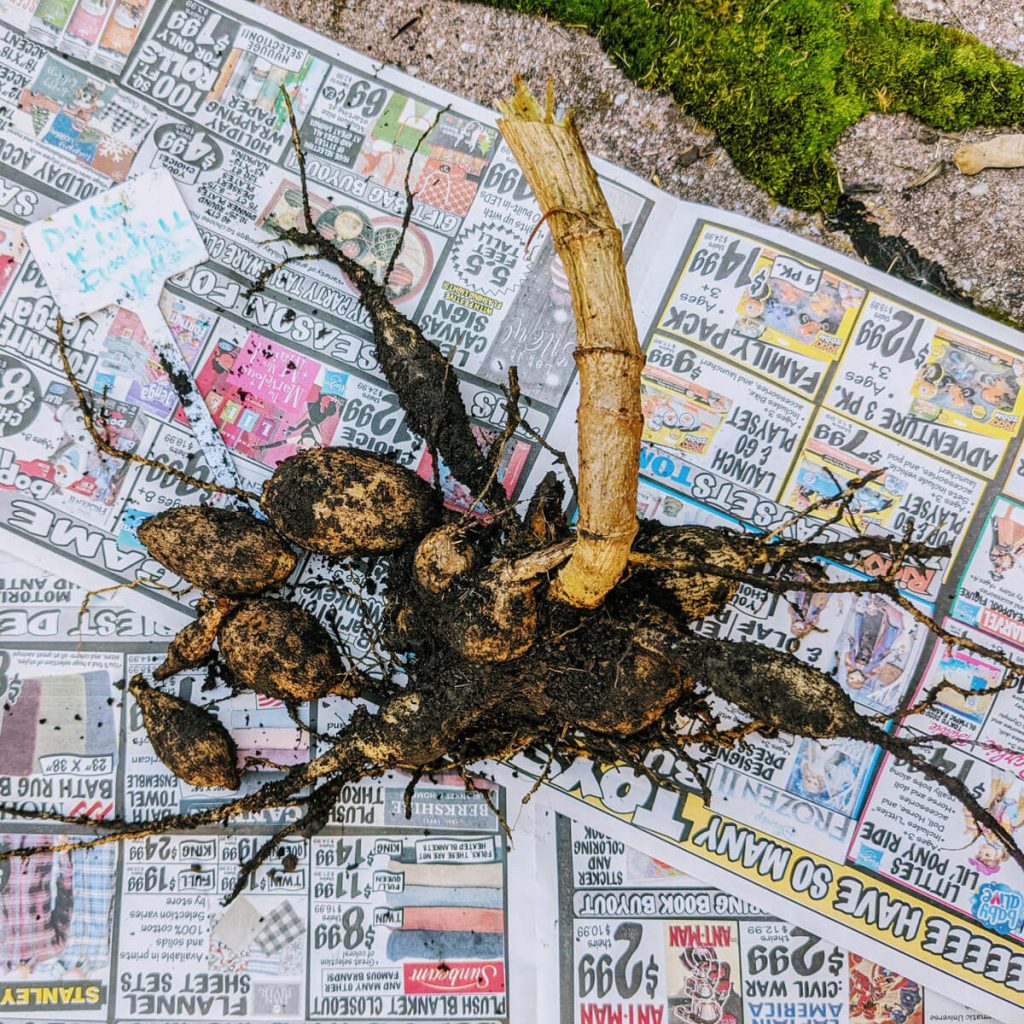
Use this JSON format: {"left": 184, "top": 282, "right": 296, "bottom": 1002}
{"left": 218, "top": 598, "right": 358, "bottom": 702}
{"left": 129, "top": 676, "right": 240, "bottom": 790}
{"left": 261, "top": 446, "right": 440, "bottom": 557}
{"left": 631, "top": 524, "right": 752, "bottom": 622}
{"left": 138, "top": 507, "right": 297, "bottom": 597}
{"left": 153, "top": 600, "right": 229, "bottom": 680}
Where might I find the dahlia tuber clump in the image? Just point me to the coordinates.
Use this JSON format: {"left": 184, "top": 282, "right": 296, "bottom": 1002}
{"left": 5, "top": 80, "right": 1024, "bottom": 904}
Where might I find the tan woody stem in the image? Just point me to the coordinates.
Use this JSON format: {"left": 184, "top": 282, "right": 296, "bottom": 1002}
{"left": 496, "top": 79, "right": 643, "bottom": 608}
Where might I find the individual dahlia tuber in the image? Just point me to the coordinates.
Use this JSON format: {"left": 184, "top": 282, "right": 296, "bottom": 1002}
{"left": 129, "top": 676, "right": 240, "bottom": 790}
{"left": 138, "top": 507, "right": 297, "bottom": 597}
{"left": 260, "top": 447, "right": 440, "bottom": 556}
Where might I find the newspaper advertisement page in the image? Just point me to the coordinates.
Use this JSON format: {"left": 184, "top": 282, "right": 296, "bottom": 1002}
{"left": 847, "top": 621, "right": 1024, "bottom": 960}
{"left": 0, "top": 549, "right": 167, "bottom": 1022}
{"left": 2, "top": 0, "right": 1024, "bottom": 1018}
{"left": 0, "top": 549, "right": 538, "bottom": 1023}
{"left": 535, "top": 810, "right": 1000, "bottom": 1024}
{"left": 0, "top": 0, "right": 665, "bottom": 622}
{"left": 498, "top": 200, "right": 1024, "bottom": 1022}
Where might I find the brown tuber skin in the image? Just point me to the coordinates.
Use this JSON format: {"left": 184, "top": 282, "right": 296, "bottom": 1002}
{"left": 154, "top": 600, "right": 230, "bottom": 680}
{"left": 218, "top": 597, "right": 357, "bottom": 702}
{"left": 261, "top": 447, "right": 440, "bottom": 557}
{"left": 631, "top": 525, "right": 752, "bottom": 621}
{"left": 563, "top": 607, "right": 692, "bottom": 735}
{"left": 138, "top": 507, "right": 297, "bottom": 597}
{"left": 414, "top": 524, "right": 480, "bottom": 593}
{"left": 129, "top": 676, "right": 240, "bottom": 789}
{"left": 446, "top": 576, "right": 539, "bottom": 663}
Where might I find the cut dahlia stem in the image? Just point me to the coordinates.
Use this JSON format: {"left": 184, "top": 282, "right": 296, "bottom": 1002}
{"left": 497, "top": 78, "right": 644, "bottom": 609}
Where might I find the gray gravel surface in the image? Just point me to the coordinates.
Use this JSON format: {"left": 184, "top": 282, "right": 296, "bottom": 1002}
{"left": 264, "top": 0, "right": 1024, "bottom": 323}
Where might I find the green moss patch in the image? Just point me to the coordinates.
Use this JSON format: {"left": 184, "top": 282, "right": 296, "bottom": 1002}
{"left": 480, "top": 0, "right": 1024, "bottom": 210}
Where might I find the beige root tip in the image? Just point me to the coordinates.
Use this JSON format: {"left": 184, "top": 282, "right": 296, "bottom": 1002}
{"left": 414, "top": 525, "right": 479, "bottom": 593}
{"left": 453, "top": 582, "right": 538, "bottom": 662}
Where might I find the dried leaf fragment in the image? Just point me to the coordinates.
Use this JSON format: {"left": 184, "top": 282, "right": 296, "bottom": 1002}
{"left": 953, "top": 135, "right": 1024, "bottom": 175}
{"left": 902, "top": 159, "right": 944, "bottom": 191}
{"left": 129, "top": 676, "right": 240, "bottom": 789}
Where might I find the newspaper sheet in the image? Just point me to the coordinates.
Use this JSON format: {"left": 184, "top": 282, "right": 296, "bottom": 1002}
{"left": 0, "top": 543, "right": 1009, "bottom": 1024}
{"left": 0, "top": 0, "right": 1024, "bottom": 1019}
{"left": 0, "top": 1, "right": 661, "bottom": 615}
{"left": 0, "top": 549, "right": 539, "bottom": 1022}
{"left": 534, "top": 809, "right": 1001, "bottom": 1024}
{"left": 494, "top": 199, "right": 1024, "bottom": 1021}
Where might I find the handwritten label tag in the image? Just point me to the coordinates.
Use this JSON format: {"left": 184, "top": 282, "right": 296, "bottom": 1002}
{"left": 25, "top": 168, "right": 246, "bottom": 495}
{"left": 25, "top": 167, "right": 208, "bottom": 318}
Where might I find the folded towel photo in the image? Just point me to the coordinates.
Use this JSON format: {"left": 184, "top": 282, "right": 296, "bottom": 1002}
{"left": 385, "top": 885, "right": 503, "bottom": 909}
{"left": 388, "top": 860, "right": 503, "bottom": 888}
{"left": 399, "top": 906, "right": 504, "bottom": 933}
{"left": 386, "top": 928, "right": 504, "bottom": 962}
